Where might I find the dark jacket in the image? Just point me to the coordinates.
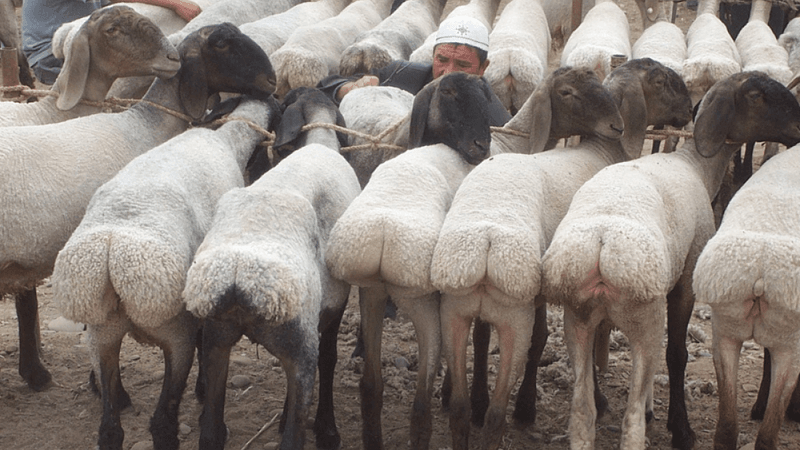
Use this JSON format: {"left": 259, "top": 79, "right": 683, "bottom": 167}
{"left": 317, "top": 60, "right": 512, "bottom": 126}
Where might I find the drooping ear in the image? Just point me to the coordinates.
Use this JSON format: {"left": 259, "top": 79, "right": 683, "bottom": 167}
{"left": 617, "top": 78, "right": 647, "bottom": 159}
{"left": 272, "top": 98, "right": 306, "bottom": 150}
{"left": 527, "top": 76, "right": 553, "bottom": 154}
{"left": 408, "top": 81, "right": 435, "bottom": 149}
{"left": 178, "top": 49, "right": 208, "bottom": 120}
{"left": 694, "top": 79, "right": 738, "bottom": 158}
{"left": 335, "top": 108, "right": 349, "bottom": 149}
{"left": 56, "top": 23, "right": 91, "bottom": 110}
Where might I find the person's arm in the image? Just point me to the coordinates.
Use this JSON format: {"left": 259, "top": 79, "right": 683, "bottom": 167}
{"left": 110, "top": 0, "right": 202, "bottom": 22}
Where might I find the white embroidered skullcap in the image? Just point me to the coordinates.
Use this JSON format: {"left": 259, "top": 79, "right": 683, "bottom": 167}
{"left": 435, "top": 16, "right": 489, "bottom": 52}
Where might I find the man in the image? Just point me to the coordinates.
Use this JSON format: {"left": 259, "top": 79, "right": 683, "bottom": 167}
{"left": 22, "top": 0, "right": 201, "bottom": 85}
{"left": 317, "top": 15, "right": 511, "bottom": 126}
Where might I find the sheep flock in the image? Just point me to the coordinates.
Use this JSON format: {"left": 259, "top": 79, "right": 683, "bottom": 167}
{"left": 4, "top": 0, "right": 800, "bottom": 450}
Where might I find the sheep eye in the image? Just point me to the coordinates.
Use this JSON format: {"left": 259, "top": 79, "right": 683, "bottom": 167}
{"left": 558, "top": 89, "right": 573, "bottom": 98}
{"left": 105, "top": 26, "right": 117, "bottom": 34}
{"left": 213, "top": 40, "right": 229, "bottom": 51}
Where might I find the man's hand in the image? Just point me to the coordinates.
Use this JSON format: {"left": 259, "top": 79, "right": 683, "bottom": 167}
{"left": 171, "top": 0, "right": 202, "bottom": 22}
{"left": 337, "top": 75, "right": 379, "bottom": 100}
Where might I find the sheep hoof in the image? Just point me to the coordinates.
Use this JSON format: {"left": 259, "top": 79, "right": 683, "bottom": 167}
{"left": 21, "top": 363, "right": 52, "bottom": 392}
{"left": 314, "top": 429, "right": 341, "bottom": 450}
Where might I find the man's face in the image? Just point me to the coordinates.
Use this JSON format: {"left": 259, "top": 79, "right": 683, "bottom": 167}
{"left": 432, "top": 43, "right": 488, "bottom": 78}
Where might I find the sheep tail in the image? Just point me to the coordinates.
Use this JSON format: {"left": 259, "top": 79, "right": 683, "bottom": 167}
{"left": 339, "top": 43, "right": 393, "bottom": 77}
{"left": 273, "top": 48, "right": 331, "bottom": 97}
{"left": 543, "top": 218, "right": 671, "bottom": 306}
{"left": 183, "top": 246, "right": 306, "bottom": 323}
{"left": 431, "top": 222, "right": 543, "bottom": 306}
{"left": 694, "top": 233, "right": 800, "bottom": 310}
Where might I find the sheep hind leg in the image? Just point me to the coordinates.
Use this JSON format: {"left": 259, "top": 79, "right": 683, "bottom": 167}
{"left": 147, "top": 312, "right": 198, "bottom": 450}
{"left": 198, "top": 319, "right": 241, "bottom": 450}
{"left": 712, "top": 334, "right": 743, "bottom": 450}
{"left": 665, "top": 283, "right": 697, "bottom": 450}
{"left": 313, "top": 304, "right": 347, "bottom": 450}
{"left": 440, "top": 301, "right": 473, "bottom": 450}
{"left": 564, "top": 307, "right": 600, "bottom": 450}
{"left": 15, "top": 288, "right": 52, "bottom": 391}
{"left": 512, "top": 304, "right": 549, "bottom": 426}
{"left": 90, "top": 316, "right": 131, "bottom": 450}
{"left": 470, "top": 318, "right": 491, "bottom": 426}
{"left": 754, "top": 348, "right": 800, "bottom": 450}
{"left": 481, "top": 309, "right": 536, "bottom": 450}
{"left": 751, "top": 348, "right": 800, "bottom": 423}
{"left": 358, "top": 286, "right": 388, "bottom": 450}
{"left": 395, "top": 292, "right": 442, "bottom": 450}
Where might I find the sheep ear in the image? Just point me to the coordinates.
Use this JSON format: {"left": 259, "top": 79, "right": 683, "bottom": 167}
{"left": 56, "top": 24, "right": 90, "bottom": 111}
{"left": 179, "top": 51, "right": 209, "bottom": 120}
{"left": 408, "top": 82, "right": 434, "bottom": 149}
{"left": 618, "top": 80, "right": 647, "bottom": 159}
{"left": 527, "top": 78, "right": 553, "bottom": 154}
{"left": 694, "top": 80, "right": 737, "bottom": 158}
{"left": 335, "top": 108, "right": 349, "bottom": 149}
{"left": 272, "top": 100, "right": 305, "bottom": 149}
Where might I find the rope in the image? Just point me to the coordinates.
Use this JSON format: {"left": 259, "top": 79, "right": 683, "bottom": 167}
{"left": 298, "top": 116, "right": 410, "bottom": 154}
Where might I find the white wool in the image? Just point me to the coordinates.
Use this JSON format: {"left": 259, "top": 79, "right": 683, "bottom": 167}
{"left": 632, "top": 20, "right": 687, "bottom": 73}
{"left": 560, "top": 0, "right": 632, "bottom": 81}
{"left": 271, "top": 0, "right": 392, "bottom": 97}
{"left": 483, "top": 0, "right": 550, "bottom": 113}
{"left": 681, "top": 13, "right": 741, "bottom": 105}
{"left": 736, "top": 18, "right": 792, "bottom": 85}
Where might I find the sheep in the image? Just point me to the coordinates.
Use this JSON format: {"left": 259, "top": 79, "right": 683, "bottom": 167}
{"left": 0, "top": 22, "right": 275, "bottom": 392}
{"left": 780, "top": 16, "right": 800, "bottom": 82}
{"left": 408, "top": 0, "right": 500, "bottom": 64}
{"left": 430, "top": 58, "right": 692, "bottom": 450}
{"left": 240, "top": 0, "right": 350, "bottom": 57}
{"left": 107, "top": 0, "right": 300, "bottom": 100}
{"left": 324, "top": 71, "right": 494, "bottom": 450}
{"left": 182, "top": 87, "right": 358, "bottom": 450}
{"left": 0, "top": 0, "right": 34, "bottom": 88}
{"left": 681, "top": 0, "right": 742, "bottom": 107}
{"left": 0, "top": 5, "right": 179, "bottom": 127}
{"left": 50, "top": 93, "right": 278, "bottom": 450}
{"left": 540, "top": 71, "right": 800, "bottom": 450}
{"left": 481, "top": 0, "right": 550, "bottom": 115}
{"left": 692, "top": 134, "right": 800, "bottom": 450}
{"left": 339, "top": 0, "right": 446, "bottom": 76}
{"left": 559, "top": 0, "right": 632, "bottom": 82}
{"left": 270, "top": 0, "right": 393, "bottom": 98}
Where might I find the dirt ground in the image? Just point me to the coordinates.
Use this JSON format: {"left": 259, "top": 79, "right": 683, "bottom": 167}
{"left": 4, "top": 1, "right": 800, "bottom": 450}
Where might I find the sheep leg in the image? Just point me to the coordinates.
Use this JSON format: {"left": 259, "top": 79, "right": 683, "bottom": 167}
{"left": 440, "top": 299, "right": 473, "bottom": 450}
{"left": 147, "top": 312, "right": 198, "bottom": 450}
{"left": 712, "top": 334, "right": 743, "bottom": 450}
{"left": 358, "top": 285, "right": 388, "bottom": 450}
{"left": 594, "top": 318, "right": 613, "bottom": 373}
{"left": 14, "top": 288, "right": 52, "bottom": 391}
{"left": 198, "top": 319, "right": 240, "bottom": 450}
{"left": 394, "top": 292, "right": 442, "bottom": 450}
{"left": 313, "top": 304, "right": 346, "bottom": 450}
{"left": 90, "top": 316, "right": 131, "bottom": 450}
{"left": 469, "top": 318, "right": 491, "bottom": 426}
{"left": 257, "top": 318, "right": 318, "bottom": 450}
{"left": 617, "top": 304, "right": 663, "bottom": 450}
{"left": 481, "top": 309, "right": 536, "bottom": 450}
{"left": 665, "top": 283, "right": 697, "bottom": 450}
{"left": 785, "top": 371, "right": 800, "bottom": 422}
{"left": 513, "top": 303, "right": 549, "bottom": 426}
{"left": 754, "top": 347, "right": 800, "bottom": 450}
{"left": 194, "top": 327, "right": 206, "bottom": 403}
{"left": 564, "top": 306, "right": 600, "bottom": 450}
{"left": 751, "top": 347, "right": 771, "bottom": 420}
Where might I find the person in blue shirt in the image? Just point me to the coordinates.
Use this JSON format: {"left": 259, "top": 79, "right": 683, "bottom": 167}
{"left": 22, "top": 0, "right": 201, "bottom": 85}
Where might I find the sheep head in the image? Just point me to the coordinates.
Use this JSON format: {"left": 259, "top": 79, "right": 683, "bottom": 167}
{"left": 178, "top": 23, "right": 277, "bottom": 120}
{"left": 525, "top": 66, "right": 624, "bottom": 154}
{"left": 56, "top": 5, "right": 180, "bottom": 111}
{"left": 695, "top": 71, "right": 800, "bottom": 158}
{"left": 605, "top": 57, "right": 692, "bottom": 159}
{"left": 273, "top": 87, "right": 348, "bottom": 157}
{"left": 408, "top": 71, "right": 492, "bottom": 165}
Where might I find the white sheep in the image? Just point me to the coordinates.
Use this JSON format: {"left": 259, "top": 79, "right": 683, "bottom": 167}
{"left": 240, "top": 0, "right": 350, "bottom": 57}
{"left": 339, "top": 0, "right": 446, "bottom": 76}
{"left": 540, "top": 71, "right": 800, "bottom": 450}
{"left": 780, "top": 16, "right": 800, "bottom": 82}
{"left": 183, "top": 89, "right": 359, "bottom": 449}
{"left": 271, "top": 0, "right": 393, "bottom": 97}
{"left": 560, "top": 0, "right": 632, "bottom": 81}
{"left": 50, "top": 95, "right": 278, "bottom": 450}
{"left": 0, "top": 23, "right": 275, "bottom": 392}
{"left": 0, "top": 6, "right": 179, "bottom": 127}
{"left": 681, "top": 0, "right": 742, "bottom": 107}
{"left": 693, "top": 138, "right": 800, "bottom": 450}
{"left": 325, "top": 71, "right": 494, "bottom": 450}
{"left": 481, "top": 0, "right": 550, "bottom": 115}
{"left": 430, "top": 58, "right": 692, "bottom": 450}
{"left": 408, "top": 0, "right": 500, "bottom": 64}
{"left": 107, "top": 0, "right": 299, "bottom": 100}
